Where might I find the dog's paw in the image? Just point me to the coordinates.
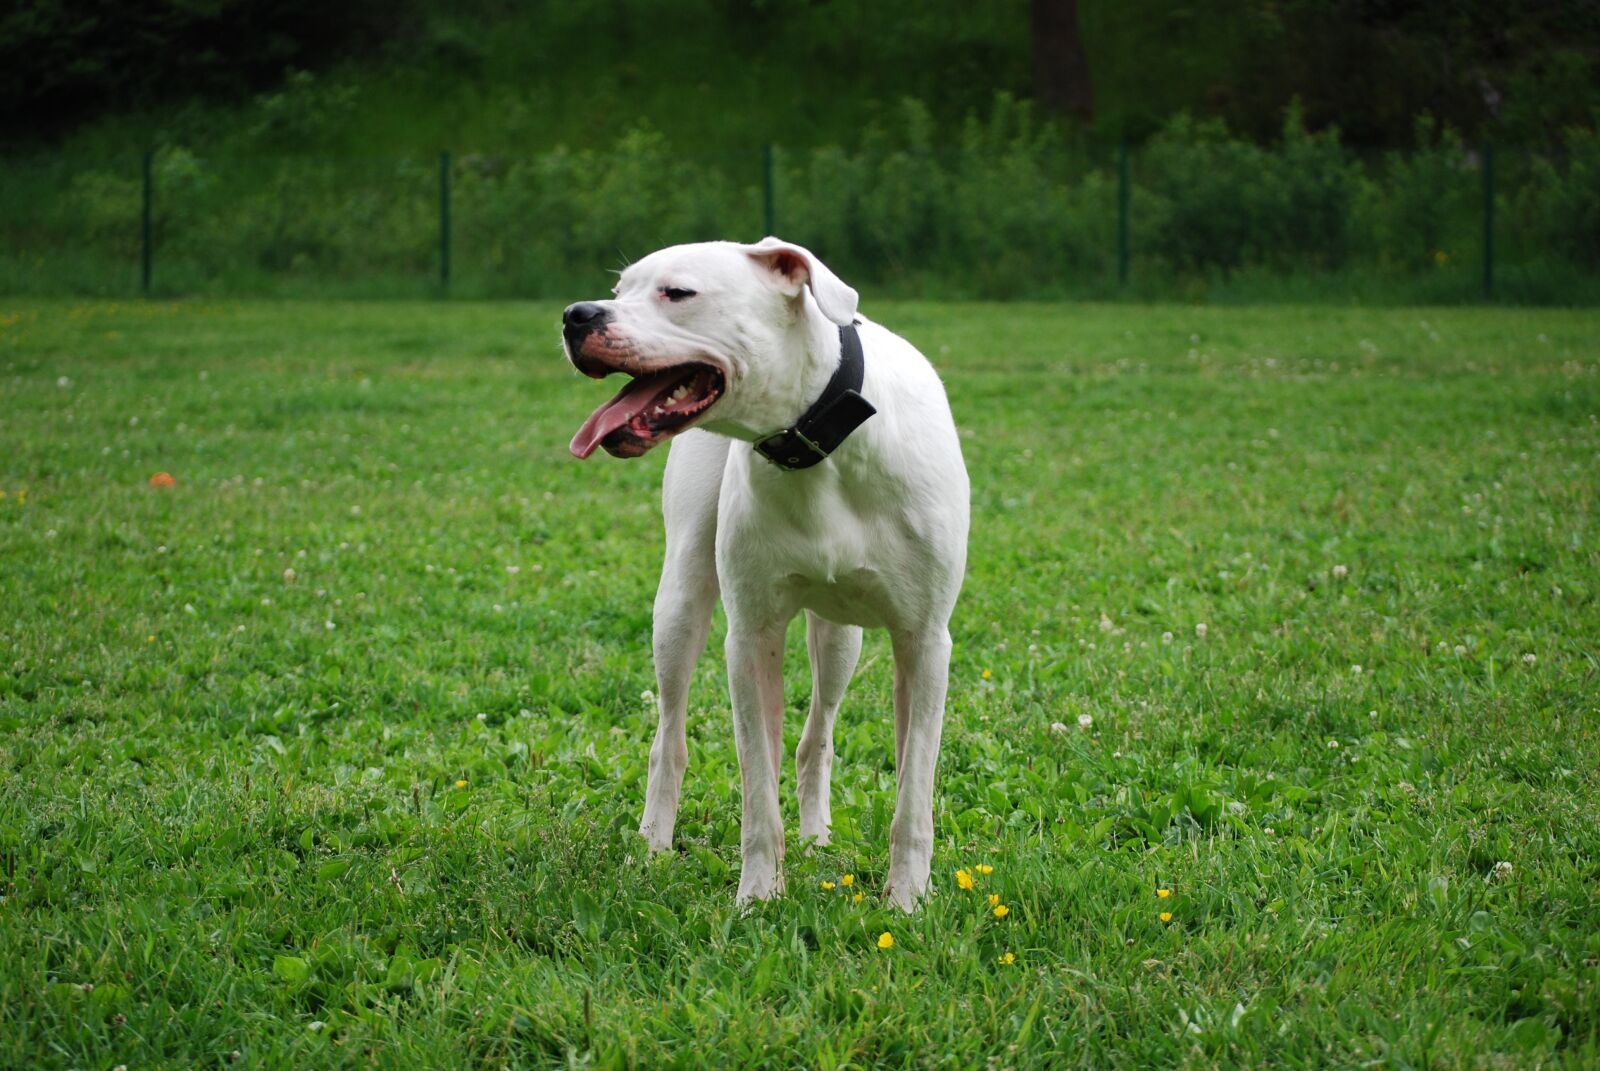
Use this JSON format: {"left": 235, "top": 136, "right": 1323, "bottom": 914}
{"left": 735, "top": 868, "right": 785, "bottom": 905}
{"left": 637, "top": 822, "right": 675, "bottom": 855}
{"left": 883, "top": 876, "right": 927, "bottom": 913}
{"left": 797, "top": 828, "right": 832, "bottom": 854}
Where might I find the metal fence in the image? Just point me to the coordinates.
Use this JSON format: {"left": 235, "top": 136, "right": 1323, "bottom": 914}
{"left": 0, "top": 139, "right": 1591, "bottom": 303}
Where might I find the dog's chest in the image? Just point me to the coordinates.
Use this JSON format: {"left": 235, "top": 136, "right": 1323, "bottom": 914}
{"left": 774, "top": 563, "right": 893, "bottom": 628}
{"left": 719, "top": 470, "right": 912, "bottom": 627}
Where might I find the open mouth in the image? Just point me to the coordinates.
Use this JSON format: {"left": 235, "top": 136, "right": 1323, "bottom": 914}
{"left": 569, "top": 362, "right": 725, "bottom": 459}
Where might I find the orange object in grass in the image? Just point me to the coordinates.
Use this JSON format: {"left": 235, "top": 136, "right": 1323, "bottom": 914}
{"left": 149, "top": 472, "right": 176, "bottom": 488}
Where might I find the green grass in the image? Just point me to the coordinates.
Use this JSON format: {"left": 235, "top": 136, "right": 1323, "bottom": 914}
{"left": 2, "top": 297, "right": 1598, "bottom": 1068}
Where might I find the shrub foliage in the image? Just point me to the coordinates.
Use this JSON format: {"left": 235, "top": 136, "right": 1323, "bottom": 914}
{"left": 2, "top": 97, "right": 1597, "bottom": 300}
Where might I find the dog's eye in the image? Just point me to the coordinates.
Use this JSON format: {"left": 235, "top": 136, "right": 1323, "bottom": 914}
{"left": 661, "top": 287, "right": 697, "bottom": 302}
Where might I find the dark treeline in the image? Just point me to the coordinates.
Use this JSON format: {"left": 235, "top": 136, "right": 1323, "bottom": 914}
{"left": 3, "top": 0, "right": 1598, "bottom": 150}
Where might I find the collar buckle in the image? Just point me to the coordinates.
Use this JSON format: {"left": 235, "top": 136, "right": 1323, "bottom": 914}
{"left": 755, "top": 428, "right": 828, "bottom": 469}
{"left": 753, "top": 322, "right": 876, "bottom": 471}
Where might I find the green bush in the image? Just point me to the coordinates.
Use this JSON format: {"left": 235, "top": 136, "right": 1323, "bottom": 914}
{"left": 451, "top": 128, "right": 750, "bottom": 297}
{"left": 1361, "top": 116, "right": 1474, "bottom": 272}
{"left": 777, "top": 96, "right": 1109, "bottom": 298}
{"left": 1140, "top": 106, "right": 1358, "bottom": 273}
{"left": 1516, "top": 124, "right": 1600, "bottom": 271}
{"left": 4, "top": 95, "right": 1600, "bottom": 302}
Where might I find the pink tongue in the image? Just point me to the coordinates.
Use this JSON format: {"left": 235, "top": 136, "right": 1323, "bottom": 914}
{"left": 569, "top": 369, "right": 679, "bottom": 459}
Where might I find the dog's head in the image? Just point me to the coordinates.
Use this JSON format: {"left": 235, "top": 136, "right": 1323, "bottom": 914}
{"left": 562, "top": 237, "right": 858, "bottom": 459}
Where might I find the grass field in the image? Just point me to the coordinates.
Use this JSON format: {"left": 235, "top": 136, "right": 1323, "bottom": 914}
{"left": 2, "top": 297, "right": 1598, "bottom": 1068}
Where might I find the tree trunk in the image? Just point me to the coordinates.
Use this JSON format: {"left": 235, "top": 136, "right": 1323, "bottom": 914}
{"left": 1032, "top": 0, "right": 1093, "bottom": 124}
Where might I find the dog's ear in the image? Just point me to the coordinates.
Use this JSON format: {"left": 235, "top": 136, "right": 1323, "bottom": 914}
{"left": 742, "top": 237, "right": 858, "bottom": 327}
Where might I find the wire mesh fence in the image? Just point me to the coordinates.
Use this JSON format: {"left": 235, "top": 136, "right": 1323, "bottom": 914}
{"left": 2, "top": 133, "right": 1596, "bottom": 303}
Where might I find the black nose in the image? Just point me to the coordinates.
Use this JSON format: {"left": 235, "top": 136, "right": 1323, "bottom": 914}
{"left": 563, "top": 302, "right": 609, "bottom": 331}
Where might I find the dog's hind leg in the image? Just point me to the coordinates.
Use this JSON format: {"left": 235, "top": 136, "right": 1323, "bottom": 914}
{"left": 640, "top": 431, "right": 728, "bottom": 853}
{"left": 796, "top": 612, "right": 862, "bottom": 848}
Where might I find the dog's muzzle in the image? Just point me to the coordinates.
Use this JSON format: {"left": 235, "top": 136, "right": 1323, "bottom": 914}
{"left": 563, "top": 302, "right": 615, "bottom": 376}
{"left": 562, "top": 301, "right": 726, "bottom": 460}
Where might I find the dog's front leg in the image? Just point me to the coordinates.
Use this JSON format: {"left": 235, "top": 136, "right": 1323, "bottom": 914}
{"left": 884, "top": 626, "right": 952, "bottom": 912}
{"left": 640, "top": 580, "right": 716, "bottom": 852}
{"left": 726, "top": 622, "right": 788, "bottom": 903}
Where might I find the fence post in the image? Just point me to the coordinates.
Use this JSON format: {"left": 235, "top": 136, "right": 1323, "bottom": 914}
{"left": 141, "top": 150, "right": 153, "bottom": 295}
{"left": 439, "top": 151, "right": 451, "bottom": 294}
{"left": 1116, "top": 140, "right": 1129, "bottom": 288}
{"left": 762, "top": 144, "right": 775, "bottom": 237}
{"left": 1481, "top": 142, "right": 1494, "bottom": 301}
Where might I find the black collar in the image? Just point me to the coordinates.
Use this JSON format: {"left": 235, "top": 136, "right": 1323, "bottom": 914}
{"left": 754, "top": 322, "right": 877, "bottom": 470}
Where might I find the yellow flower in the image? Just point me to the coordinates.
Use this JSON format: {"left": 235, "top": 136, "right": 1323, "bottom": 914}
{"left": 956, "top": 869, "right": 975, "bottom": 890}
{"left": 820, "top": 881, "right": 835, "bottom": 890}
{"left": 976, "top": 864, "right": 993, "bottom": 875}
{"left": 981, "top": 669, "right": 992, "bottom": 680}
{"left": 997, "top": 951, "right": 1016, "bottom": 965}
{"left": 147, "top": 635, "right": 155, "bottom": 643}
{"left": 1160, "top": 911, "right": 1173, "bottom": 923}
{"left": 993, "top": 904, "right": 1010, "bottom": 919}
{"left": 852, "top": 892, "right": 864, "bottom": 904}
{"left": 877, "top": 932, "right": 894, "bottom": 949}
{"left": 1157, "top": 888, "right": 1171, "bottom": 899}
{"left": 987, "top": 893, "right": 1000, "bottom": 907}
{"left": 840, "top": 873, "right": 854, "bottom": 886}
{"left": 454, "top": 779, "right": 468, "bottom": 788}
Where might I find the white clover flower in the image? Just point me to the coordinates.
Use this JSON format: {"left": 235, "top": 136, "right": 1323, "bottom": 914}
{"left": 1195, "top": 623, "right": 1208, "bottom": 639}
{"left": 324, "top": 620, "right": 335, "bottom": 630}
{"left": 641, "top": 690, "right": 655, "bottom": 704}
{"left": 1161, "top": 631, "right": 1173, "bottom": 644}
{"left": 1327, "top": 738, "right": 1340, "bottom": 749}
{"left": 1332, "top": 564, "right": 1348, "bottom": 578}
{"left": 283, "top": 567, "right": 296, "bottom": 583}
{"left": 1489, "top": 861, "right": 1513, "bottom": 882}
{"left": 1077, "top": 713, "right": 1094, "bottom": 731}
{"left": 1352, "top": 664, "right": 1363, "bottom": 674}
{"left": 1049, "top": 721, "right": 1069, "bottom": 734}
{"left": 1454, "top": 644, "right": 1467, "bottom": 656}
{"left": 1522, "top": 653, "right": 1536, "bottom": 666}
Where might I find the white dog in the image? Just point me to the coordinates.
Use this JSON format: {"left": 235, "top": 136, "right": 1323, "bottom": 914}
{"left": 562, "top": 238, "right": 969, "bottom": 910}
